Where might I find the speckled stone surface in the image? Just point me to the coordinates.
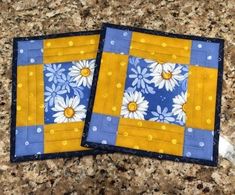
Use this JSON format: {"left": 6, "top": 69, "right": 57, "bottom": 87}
{"left": 0, "top": 0, "right": 234, "bottom": 194}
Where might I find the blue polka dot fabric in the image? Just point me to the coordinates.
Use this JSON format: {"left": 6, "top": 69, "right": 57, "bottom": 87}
{"left": 15, "top": 126, "right": 44, "bottom": 156}
{"left": 190, "top": 40, "right": 220, "bottom": 69}
{"left": 103, "top": 28, "right": 132, "bottom": 54}
{"left": 183, "top": 127, "right": 214, "bottom": 161}
{"left": 17, "top": 40, "right": 43, "bottom": 65}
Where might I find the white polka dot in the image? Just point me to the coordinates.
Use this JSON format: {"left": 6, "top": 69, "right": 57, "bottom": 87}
{"left": 30, "top": 40, "right": 35, "bottom": 43}
{"left": 37, "top": 127, "right": 42, "bottom": 133}
{"left": 207, "top": 56, "right": 212, "bottom": 60}
{"left": 16, "top": 129, "right": 18, "bottom": 135}
{"left": 92, "top": 126, "right": 97, "bottom": 131}
{"left": 110, "top": 40, "right": 115, "bottom": 45}
{"left": 19, "top": 49, "right": 24, "bottom": 53}
{"left": 197, "top": 44, "right": 202, "bottom": 48}
{"left": 37, "top": 152, "right": 41, "bottom": 154}
{"left": 106, "top": 116, "right": 112, "bottom": 121}
{"left": 30, "top": 58, "right": 35, "bottom": 63}
{"left": 199, "top": 142, "right": 205, "bottom": 147}
{"left": 186, "top": 152, "right": 191, "bottom": 157}
{"left": 25, "top": 141, "right": 29, "bottom": 146}
{"left": 101, "top": 140, "right": 107, "bottom": 144}
{"left": 123, "top": 32, "right": 128, "bottom": 36}
{"left": 41, "top": 48, "right": 43, "bottom": 53}
{"left": 120, "top": 52, "right": 124, "bottom": 55}
{"left": 211, "top": 131, "right": 214, "bottom": 136}
{"left": 187, "top": 128, "right": 193, "bottom": 132}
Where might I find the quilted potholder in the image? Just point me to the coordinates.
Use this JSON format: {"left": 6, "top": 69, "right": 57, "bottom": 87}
{"left": 82, "top": 23, "right": 224, "bottom": 166}
{"left": 11, "top": 31, "right": 104, "bottom": 162}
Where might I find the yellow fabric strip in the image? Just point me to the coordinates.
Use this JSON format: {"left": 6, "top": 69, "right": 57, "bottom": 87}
{"left": 44, "top": 122, "right": 88, "bottom": 153}
{"left": 44, "top": 122, "right": 84, "bottom": 133}
{"left": 116, "top": 136, "right": 182, "bottom": 156}
{"left": 28, "top": 65, "right": 37, "bottom": 124}
{"left": 36, "top": 65, "right": 44, "bottom": 124}
{"left": 45, "top": 130, "right": 81, "bottom": 142}
{"left": 116, "top": 118, "right": 184, "bottom": 156}
{"left": 186, "top": 65, "right": 218, "bottom": 130}
{"left": 44, "top": 35, "right": 99, "bottom": 48}
{"left": 44, "top": 52, "right": 98, "bottom": 64}
{"left": 130, "top": 32, "right": 192, "bottom": 64}
{"left": 44, "top": 45, "right": 97, "bottom": 57}
{"left": 43, "top": 35, "right": 99, "bottom": 63}
{"left": 16, "top": 64, "right": 44, "bottom": 126}
{"left": 93, "top": 52, "right": 129, "bottom": 116}
{"left": 16, "top": 66, "right": 28, "bottom": 126}
{"left": 131, "top": 41, "right": 190, "bottom": 57}
{"left": 45, "top": 139, "right": 89, "bottom": 153}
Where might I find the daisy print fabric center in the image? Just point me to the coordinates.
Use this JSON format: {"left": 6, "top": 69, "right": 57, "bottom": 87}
{"left": 82, "top": 24, "right": 224, "bottom": 166}
{"left": 11, "top": 31, "right": 101, "bottom": 162}
{"left": 44, "top": 60, "right": 95, "bottom": 124}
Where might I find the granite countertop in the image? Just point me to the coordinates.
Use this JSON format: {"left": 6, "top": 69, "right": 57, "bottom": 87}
{"left": 0, "top": 0, "right": 234, "bottom": 194}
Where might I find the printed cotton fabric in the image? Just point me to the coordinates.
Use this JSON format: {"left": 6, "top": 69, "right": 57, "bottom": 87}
{"left": 11, "top": 32, "right": 101, "bottom": 162}
{"left": 82, "top": 24, "right": 224, "bottom": 166}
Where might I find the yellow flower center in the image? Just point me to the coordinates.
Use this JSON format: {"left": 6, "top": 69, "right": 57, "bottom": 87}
{"left": 182, "top": 103, "right": 186, "bottom": 113}
{"left": 161, "top": 71, "right": 172, "bottom": 80}
{"left": 64, "top": 107, "right": 75, "bottom": 118}
{"left": 127, "top": 102, "right": 138, "bottom": 112}
{"left": 80, "top": 68, "right": 91, "bottom": 77}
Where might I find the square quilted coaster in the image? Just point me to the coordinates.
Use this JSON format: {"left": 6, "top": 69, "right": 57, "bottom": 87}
{"left": 82, "top": 23, "right": 224, "bottom": 166}
{"left": 11, "top": 31, "right": 105, "bottom": 162}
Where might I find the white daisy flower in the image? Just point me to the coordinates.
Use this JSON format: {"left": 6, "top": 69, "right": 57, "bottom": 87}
{"left": 121, "top": 91, "right": 149, "bottom": 120}
{"left": 69, "top": 60, "right": 95, "bottom": 88}
{"left": 145, "top": 60, "right": 160, "bottom": 73}
{"left": 45, "top": 64, "right": 65, "bottom": 83}
{"left": 52, "top": 96, "right": 86, "bottom": 123}
{"left": 172, "top": 92, "right": 187, "bottom": 123}
{"left": 150, "top": 105, "right": 175, "bottom": 123}
{"left": 150, "top": 62, "right": 184, "bottom": 91}
{"left": 44, "top": 84, "right": 67, "bottom": 107}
